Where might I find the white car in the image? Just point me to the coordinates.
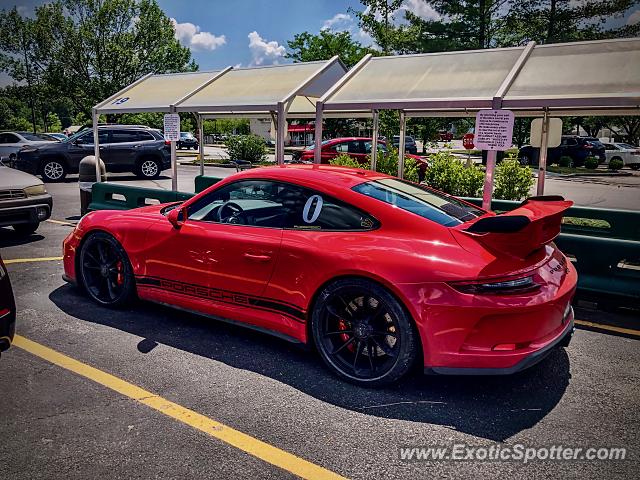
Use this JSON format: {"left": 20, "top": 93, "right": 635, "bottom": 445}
{"left": 0, "top": 131, "right": 57, "bottom": 164}
{"left": 602, "top": 142, "right": 640, "bottom": 170}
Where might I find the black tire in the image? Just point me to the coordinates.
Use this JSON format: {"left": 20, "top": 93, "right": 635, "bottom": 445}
{"left": 519, "top": 155, "right": 530, "bottom": 166}
{"left": 41, "top": 158, "right": 67, "bottom": 182}
{"left": 311, "top": 278, "right": 419, "bottom": 386}
{"left": 78, "top": 232, "right": 136, "bottom": 308}
{"left": 8, "top": 153, "right": 17, "bottom": 167}
{"left": 13, "top": 222, "right": 39, "bottom": 235}
{"left": 630, "top": 164, "right": 640, "bottom": 171}
{"left": 135, "top": 157, "right": 161, "bottom": 179}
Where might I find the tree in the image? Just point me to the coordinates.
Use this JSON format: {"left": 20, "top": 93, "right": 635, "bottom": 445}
{"left": 350, "top": 0, "right": 403, "bottom": 55}
{"left": 0, "top": 0, "right": 197, "bottom": 120}
{"left": 286, "top": 30, "right": 372, "bottom": 68}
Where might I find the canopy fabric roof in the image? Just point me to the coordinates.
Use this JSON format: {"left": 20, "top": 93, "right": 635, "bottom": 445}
{"left": 322, "top": 38, "right": 640, "bottom": 116}
{"left": 95, "top": 71, "right": 221, "bottom": 114}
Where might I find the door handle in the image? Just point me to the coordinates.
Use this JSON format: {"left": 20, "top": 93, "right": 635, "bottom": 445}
{"left": 243, "top": 252, "right": 272, "bottom": 262}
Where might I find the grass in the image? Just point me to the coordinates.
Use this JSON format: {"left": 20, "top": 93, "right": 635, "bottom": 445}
{"left": 562, "top": 217, "right": 611, "bottom": 229}
{"left": 546, "top": 166, "right": 602, "bottom": 174}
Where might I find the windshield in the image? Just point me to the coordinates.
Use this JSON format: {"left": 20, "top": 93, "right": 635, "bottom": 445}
{"left": 305, "top": 139, "right": 332, "bottom": 151}
{"left": 617, "top": 143, "right": 636, "bottom": 149}
{"left": 352, "top": 178, "right": 483, "bottom": 227}
{"left": 180, "top": 132, "right": 194, "bottom": 138}
{"left": 21, "top": 132, "right": 56, "bottom": 141}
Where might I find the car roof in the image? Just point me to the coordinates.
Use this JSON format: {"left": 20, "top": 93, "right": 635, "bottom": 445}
{"left": 230, "top": 164, "right": 391, "bottom": 189}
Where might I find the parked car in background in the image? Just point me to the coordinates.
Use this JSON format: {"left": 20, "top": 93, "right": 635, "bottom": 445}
{"left": 392, "top": 135, "right": 418, "bottom": 154}
{"left": 518, "top": 136, "right": 606, "bottom": 167}
{"left": 14, "top": 125, "right": 171, "bottom": 182}
{"left": 0, "top": 253, "right": 16, "bottom": 358}
{"left": 46, "top": 133, "right": 68, "bottom": 142}
{"left": 602, "top": 142, "right": 640, "bottom": 170}
{"left": 299, "top": 137, "right": 428, "bottom": 179}
{"left": 0, "top": 131, "right": 57, "bottom": 164}
{"left": 0, "top": 163, "right": 52, "bottom": 234}
{"left": 177, "top": 131, "right": 199, "bottom": 150}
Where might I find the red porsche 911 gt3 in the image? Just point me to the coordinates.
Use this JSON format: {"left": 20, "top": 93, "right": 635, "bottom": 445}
{"left": 63, "top": 165, "right": 576, "bottom": 386}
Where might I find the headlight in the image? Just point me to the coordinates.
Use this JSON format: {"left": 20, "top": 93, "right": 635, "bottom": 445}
{"left": 24, "top": 184, "right": 47, "bottom": 196}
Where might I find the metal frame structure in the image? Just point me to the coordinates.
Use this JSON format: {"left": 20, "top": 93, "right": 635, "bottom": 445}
{"left": 92, "top": 58, "right": 348, "bottom": 190}
{"left": 317, "top": 37, "right": 640, "bottom": 208}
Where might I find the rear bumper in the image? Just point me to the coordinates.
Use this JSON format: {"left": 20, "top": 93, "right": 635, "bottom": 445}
{"left": 425, "top": 312, "right": 574, "bottom": 375}
{"left": 0, "top": 196, "right": 52, "bottom": 227}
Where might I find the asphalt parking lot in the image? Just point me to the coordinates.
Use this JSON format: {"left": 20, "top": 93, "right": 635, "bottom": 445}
{"left": 1, "top": 166, "right": 639, "bottom": 479}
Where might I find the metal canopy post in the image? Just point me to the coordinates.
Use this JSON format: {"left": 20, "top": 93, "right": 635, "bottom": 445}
{"left": 371, "top": 110, "right": 379, "bottom": 171}
{"left": 397, "top": 111, "right": 406, "bottom": 178}
{"left": 537, "top": 109, "right": 550, "bottom": 195}
{"left": 197, "top": 114, "right": 205, "bottom": 176}
{"left": 92, "top": 108, "right": 101, "bottom": 183}
{"left": 170, "top": 105, "right": 178, "bottom": 191}
{"left": 314, "top": 102, "right": 323, "bottom": 164}
{"left": 276, "top": 101, "right": 286, "bottom": 165}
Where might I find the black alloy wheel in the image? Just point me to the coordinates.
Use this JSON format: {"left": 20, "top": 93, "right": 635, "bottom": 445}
{"left": 312, "top": 278, "right": 418, "bottom": 386}
{"left": 78, "top": 232, "right": 135, "bottom": 307}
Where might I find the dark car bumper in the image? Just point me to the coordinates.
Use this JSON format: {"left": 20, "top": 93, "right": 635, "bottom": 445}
{"left": 0, "top": 194, "right": 53, "bottom": 227}
{"left": 13, "top": 155, "right": 39, "bottom": 175}
{"left": 0, "top": 260, "right": 16, "bottom": 354}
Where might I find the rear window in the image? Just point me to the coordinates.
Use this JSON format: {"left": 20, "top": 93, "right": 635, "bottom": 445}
{"left": 21, "top": 132, "right": 55, "bottom": 141}
{"left": 352, "top": 178, "right": 483, "bottom": 227}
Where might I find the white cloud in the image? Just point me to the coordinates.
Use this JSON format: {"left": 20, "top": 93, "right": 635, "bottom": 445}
{"left": 322, "top": 13, "right": 352, "bottom": 31}
{"left": 627, "top": 9, "right": 640, "bottom": 25}
{"left": 400, "top": 0, "right": 441, "bottom": 21}
{"left": 247, "top": 31, "right": 286, "bottom": 66}
{"left": 170, "top": 18, "right": 226, "bottom": 51}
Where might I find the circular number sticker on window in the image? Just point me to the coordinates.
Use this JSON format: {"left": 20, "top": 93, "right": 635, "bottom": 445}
{"left": 302, "top": 195, "right": 323, "bottom": 223}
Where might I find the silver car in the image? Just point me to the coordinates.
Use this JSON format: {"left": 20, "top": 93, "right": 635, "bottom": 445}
{"left": 0, "top": 131, "right": 57, "bottom": 164}
{"left": 0, "top": 163, "right": 52, "bottom": 235}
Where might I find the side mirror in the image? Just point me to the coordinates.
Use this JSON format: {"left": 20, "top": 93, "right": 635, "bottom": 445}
{"left": 167, "top": 206, "right": 185, "bottom": 229}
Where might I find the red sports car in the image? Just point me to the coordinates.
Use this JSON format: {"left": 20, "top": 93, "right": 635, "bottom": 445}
{"left": 63, "top": 166, "right": 576, "bottom": 386}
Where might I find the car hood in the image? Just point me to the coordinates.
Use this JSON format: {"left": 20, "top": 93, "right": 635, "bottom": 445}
{"left": 0, "top": 166, "right": 43, "bottom": 189}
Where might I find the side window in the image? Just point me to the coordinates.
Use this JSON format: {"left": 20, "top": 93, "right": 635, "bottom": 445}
{"left": 76, "top": 131, "right": 108, "bottom": 144}
{"left": 187, "top": 180, "right": 288, "bottom": 228}
{"left": 136, "top": 131, "right": 155, "bottom": 141}
{"left": 335, "top": 142, "right": 349, "bottom": 153}
{"left": 110, "top": 130, "right": 139, "bottom": 143}
{"left": 0, "top": 133, "right": 19, "bottom": 143}
{"left": 279, "top": 186, "right": 378, "bottom": 231}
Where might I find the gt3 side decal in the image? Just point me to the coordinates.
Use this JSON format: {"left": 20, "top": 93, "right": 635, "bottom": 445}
{"left": 135, "top": 276, "right": 306, "bottom": 323}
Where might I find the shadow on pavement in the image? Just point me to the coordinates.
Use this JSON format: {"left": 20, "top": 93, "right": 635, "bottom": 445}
{"left": 49, "top": 284, "right": 571, "bottom": 442}
{"left": 0, "top": 228, "right": 45, "bottom": 248}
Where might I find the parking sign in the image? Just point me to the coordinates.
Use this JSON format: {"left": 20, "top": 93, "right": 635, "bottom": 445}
{"left": 163, "top": 113, "right": 180, "bottom": 142}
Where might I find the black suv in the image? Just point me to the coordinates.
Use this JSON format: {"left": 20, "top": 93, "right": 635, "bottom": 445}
{"left": 392, "top": 135, "right": 418, "bottom": 154}
{"left": 15, "top": 125, "right": 171, "bottom": 182}
{"left": 518, "top": 136, "right": 606, "bottom": 167}
{"left": 177, "top": 131, "right": 199, "bottom": 150}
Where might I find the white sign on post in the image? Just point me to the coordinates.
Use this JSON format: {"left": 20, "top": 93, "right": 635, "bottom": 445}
{"left": 530, "top": 117, "right": 563, "bottom": 148}
{"left": 475, "top": 109, "right": 514, "bottom": 151}
{"left": 163, "top": 113, "right": 180, "bottom": 142}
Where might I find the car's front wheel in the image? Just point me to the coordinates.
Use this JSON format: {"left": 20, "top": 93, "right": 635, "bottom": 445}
{"left": 41, "top": 159, "right": 67, "bottom": 182}
{"left": 630, "top": 164, "right": 640, "bottom": 170}
{"left": 78, "top": 232, "right": 135, "bottom": 308}
{"left": 135, "top": 157, "right": 161, "bottom": 179}
{"left": 311, "top": 278, "right": 419, "bottom": 386}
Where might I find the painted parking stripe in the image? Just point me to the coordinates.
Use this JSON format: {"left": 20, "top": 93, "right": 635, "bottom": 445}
{"left": 46, "top": 219, "right": 76, "bottom": 227}
{"left": 4, "top": 257, "right": 63, "bottom": 265}
{"left": 12, "top": 335, "right": 346, "bottom": 480}
{"left": 575, "top": 319, "right": 640, "bottom": 338}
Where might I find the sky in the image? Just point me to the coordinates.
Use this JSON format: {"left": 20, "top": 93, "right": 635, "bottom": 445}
{"left": 2, "top": 0, "right": 639, "bottom": 85}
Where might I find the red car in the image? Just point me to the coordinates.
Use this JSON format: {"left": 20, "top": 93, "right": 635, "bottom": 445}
{"left": 0, "top": 254, "right": 16, "bottom": 357}
{"left": 63, "top": 166, "right": 576, "bottom": 386}
{"left": 299, "top": 137, "right": 428, "bottom": 178}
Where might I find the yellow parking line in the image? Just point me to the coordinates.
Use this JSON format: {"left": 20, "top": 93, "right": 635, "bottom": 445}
{"left": 4, "top": 257, "right": 63, "bottom": 265}
{"left": 575, "top": 319, "right": 640, "bottom": 338}
{"left": 12, "top": 335, "right": 346, "bottom": 480}
{"left": 46, "top": 219, "right": 76, "bottom": 227}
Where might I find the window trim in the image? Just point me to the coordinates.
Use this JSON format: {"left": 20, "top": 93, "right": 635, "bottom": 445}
{"left": 186, "top": 178, "right": 380, "bottom": 232}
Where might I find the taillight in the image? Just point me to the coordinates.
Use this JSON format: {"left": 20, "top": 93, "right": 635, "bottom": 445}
{"left": 583, "top": 142, "right": 593, "bottom": 149}
{"left": 450, "top": 275, "right": 539, "bottom": 295}
{"left": 165, "top": 140, "right": 171, "bottom": 146}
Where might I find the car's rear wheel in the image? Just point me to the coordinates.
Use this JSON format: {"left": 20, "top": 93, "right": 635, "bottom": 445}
{"left": 12, "top": 222, "right": 39, "bottom": 235}
{"left": 135, "top": 157, "right": 161, "bottom": 179}
{"left": 41, "top": 158, "right": 67, "bottom": 182}
{"left": 312, "top": 278, "right": 418, "bottom": 386}
{"left": 78, "top": 232, "right": 135, "bottom": 307}
{"left": 630, "top": 164, "right": 640, "bottom": 170}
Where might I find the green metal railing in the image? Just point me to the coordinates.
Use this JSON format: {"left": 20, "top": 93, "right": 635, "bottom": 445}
{"left": 88, "top": 182, "right": 193, "bottom": 212}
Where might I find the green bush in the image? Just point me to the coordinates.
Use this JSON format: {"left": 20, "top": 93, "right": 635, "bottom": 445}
{"left": 422, "top": 152, "right": 484, "bottom": 197}
{"left": 375, "top": 146, "right": 419, "bottom": 182}
{"left": 583, "top": 156, "right": 599, "bottom": 169}
{"left": 329, "top": 153, "right": 363, "bottom": 168}
{"left": 558, "top": 155, "right": 573, "bottom": 167}
{"left": 608, "top": 158, "right": 624, "bottom": 170}
{"left": 493, "top": 158, "right": 534, "bottom": 200}
{"left": 224, "top": 134, "right": 267, "bottom": 163}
